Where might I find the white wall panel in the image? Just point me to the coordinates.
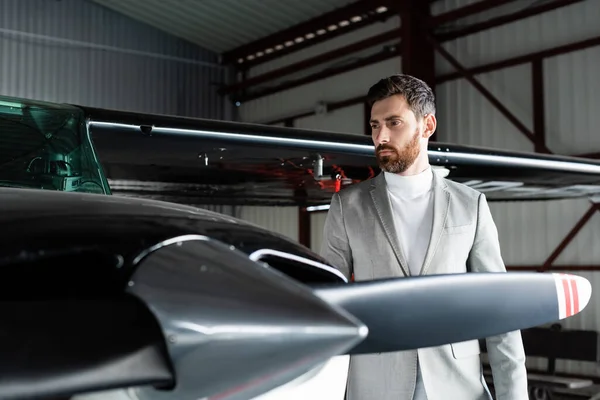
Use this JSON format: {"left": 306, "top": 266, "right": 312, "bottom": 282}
{"left": 239, "top": 57, "right": 401, "bottom": 123}
{"left": 434, "top": 0, "right": 600, "bottom": 75}
{"left": 0, "top": 0, "right": 229, "bottom": 120}
{"left": 436, "top": 64, "right": 534, "bottom": 151}
{"left": 432, "top": 0, "right": 600, "bottom": 154}
{"left": 295, "top": 103, "right": 365, "bottom": 135}
{"left": 544, "top": 46, "right": 600, "bottom": 155}
{"left": 310, "top": 211, "right": 328, "bottom": 252}
{"left": 488, "top": 199, "right": 600, "bottom": 267}
{"left": 238, "top": 206, "right": 299, "bottom": 242}
{"left": 194, "top": 204, "right": 238, "bottom": 218}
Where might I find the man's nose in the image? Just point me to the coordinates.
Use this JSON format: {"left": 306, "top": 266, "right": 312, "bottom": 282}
{"left": 376, "top": 127, "right": 390, "bottom": 144}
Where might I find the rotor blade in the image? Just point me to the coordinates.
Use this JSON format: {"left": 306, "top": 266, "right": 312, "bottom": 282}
{"left": 314, "top": 272, "right": 592, "bottom": 354}
{"left": 0, "top": 296, "right": 174, "bottom": 400}
{"left": 128, "top": 236, "right": 367, "bottom": 400}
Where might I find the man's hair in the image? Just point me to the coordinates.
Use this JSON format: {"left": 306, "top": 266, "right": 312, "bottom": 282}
{"left": 366, "top": 74, "right": 436, "bottom": 119}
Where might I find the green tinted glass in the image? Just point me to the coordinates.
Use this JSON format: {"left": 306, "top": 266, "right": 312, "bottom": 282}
{"left": 0, "top": 95, "right": 110, "bottom": 194}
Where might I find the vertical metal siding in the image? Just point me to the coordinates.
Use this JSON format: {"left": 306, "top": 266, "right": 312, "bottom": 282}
{"left": 238, "top": 206, "right": 299, "bottom": 242}
{"left": 91, "top": 0, "right": 355, "bottom": 54}
{"left": 194, "top": 204, "right": 238, "bottom": 218}
{"left": 544, "top": 46, "right": 600, "bottom": 155}
{"left": 0, "top": 0, "right": 229, "bottom": 120}
{"left": 432, "top": 0, "right": 600, "bottom": 154}
{"left": 488, "top": 199, "right": 600, "bottom": 267}
{"left": 310, "top": 211, "right": 328, "bottom": 252}
{"left": 434, "top": 0, "right": 600, "bottom": 76}
{"left": 436, "top": 64, "right": 535, "bottom": 151}
{"left": 295, "top": 103, "right": 365, "bottom": 135}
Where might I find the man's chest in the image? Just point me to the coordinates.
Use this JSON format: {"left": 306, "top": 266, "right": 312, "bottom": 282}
{"left": 344, "top": 196, "right": 476, "bottom": 279}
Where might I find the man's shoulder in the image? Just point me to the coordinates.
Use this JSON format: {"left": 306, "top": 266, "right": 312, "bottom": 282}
{"left": 336, "top": 177, "right": 374, "bottom": 199}
{"left": 442, "top": 176, "right": 483, "bottom": 203}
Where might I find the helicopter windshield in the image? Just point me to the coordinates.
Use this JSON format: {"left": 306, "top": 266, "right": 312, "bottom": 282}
{"left": 0, "top": 95, "right": 110, "bottom": 194}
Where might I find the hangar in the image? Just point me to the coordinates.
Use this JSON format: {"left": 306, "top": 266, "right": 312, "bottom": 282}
{"left": 1, "top": 0, "right": 600, "bottom": 399}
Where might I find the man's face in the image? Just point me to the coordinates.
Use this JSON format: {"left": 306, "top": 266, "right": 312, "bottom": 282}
{"left": 369, "top": 95, "right": 430, "bottom": 174}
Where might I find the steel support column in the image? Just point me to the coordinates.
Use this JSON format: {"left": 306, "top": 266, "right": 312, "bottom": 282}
{"left": 399, "top": 2, "right": 435, "bottom": 87}
{"left": 298, "top": 207, "right": 311, "bottom": 248}
{"left": 295, "top": 188, "right": 311, "bottom": 248}
{"left": 396, "top": 0, "right": 436, "bottom": 139}
{"left": 532, "top": 59, "right": 548, "bottom": 153}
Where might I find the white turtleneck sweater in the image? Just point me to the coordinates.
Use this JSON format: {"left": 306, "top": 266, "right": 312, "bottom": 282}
{"left": 384, "top": 167, "right": 434, "bottom": 400}
{"left": 384, "top": 167, "right": 434, "bottom": 276}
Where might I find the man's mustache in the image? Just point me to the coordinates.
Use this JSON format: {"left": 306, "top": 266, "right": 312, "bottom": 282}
{"left": 376, "top": 144, "right": 397, "bottom": 154}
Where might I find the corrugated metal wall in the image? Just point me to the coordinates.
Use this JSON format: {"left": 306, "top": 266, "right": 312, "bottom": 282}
{"left": 239, "top": 206, "right": 299, "bottom": 242}
{"left": 434, "top": 0, "right": 600, "bottom": 154}
{"left": 0, "top": 0, "right": 230, "bottom": 120}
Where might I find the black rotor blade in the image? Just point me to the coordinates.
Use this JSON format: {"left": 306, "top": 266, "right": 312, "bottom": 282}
{"left": 314, "top": 272, "right": 591, "bottom": 354}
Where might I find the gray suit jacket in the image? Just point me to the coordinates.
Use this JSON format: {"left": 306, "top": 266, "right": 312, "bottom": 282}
{"left": 320, "top": 171, "right": 528, "bottom": 400}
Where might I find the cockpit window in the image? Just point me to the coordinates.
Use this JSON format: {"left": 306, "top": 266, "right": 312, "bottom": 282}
{"left": 0, "top": 96, "right": 110, "bottom": 194}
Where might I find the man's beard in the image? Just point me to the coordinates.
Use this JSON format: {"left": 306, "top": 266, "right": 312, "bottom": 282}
{"left": 375, "top": 131, "right": 421, "bottom": 174}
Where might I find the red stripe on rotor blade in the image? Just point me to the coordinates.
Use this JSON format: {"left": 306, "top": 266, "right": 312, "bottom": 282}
{"left": 569, "top": 277, "right": 580, "bottom": 315}
{"left": 561, "top": 275, "right": 573, "bottom": 317}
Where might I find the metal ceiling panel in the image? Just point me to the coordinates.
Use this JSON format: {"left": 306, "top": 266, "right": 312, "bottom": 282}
{"left": 90, "top": 0, "right": 355, "bottom": 53}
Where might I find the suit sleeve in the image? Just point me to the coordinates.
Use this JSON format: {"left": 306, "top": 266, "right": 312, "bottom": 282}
{"left": 467, "top": 193, "right": 528, "bottom": 400}
{"left": 320, "top": 192, "right": 353, "bottom": 281}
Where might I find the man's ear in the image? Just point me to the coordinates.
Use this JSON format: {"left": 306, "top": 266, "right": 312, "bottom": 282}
{"left": 422, "top": 113, "right": 437, "bottom": 139}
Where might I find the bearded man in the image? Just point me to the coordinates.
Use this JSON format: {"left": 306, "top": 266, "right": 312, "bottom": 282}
{"left": 320, "top": 74, "right": 528, "bottom": 400}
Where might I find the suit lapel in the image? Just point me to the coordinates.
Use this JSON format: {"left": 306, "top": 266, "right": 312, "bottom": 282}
{"left": 419, "top": 171, "right": 451, "bottom": 275}
{"left": 369, "top": 173, "right": 410, "bottom": 277}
